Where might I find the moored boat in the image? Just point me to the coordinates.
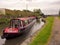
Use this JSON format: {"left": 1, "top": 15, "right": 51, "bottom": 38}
{"left": 1, "top": 17, "right": 36, "bottom": 39}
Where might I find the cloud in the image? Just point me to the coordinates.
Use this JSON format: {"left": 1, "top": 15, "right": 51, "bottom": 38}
{"left": 51, "top": 1, "right": 60, "bottom": 5}
{"left": 0, "top": 0, "right": 60, "bottom": 15}
{"left": 0, "top": 0, "right": 20, "bottom": 5}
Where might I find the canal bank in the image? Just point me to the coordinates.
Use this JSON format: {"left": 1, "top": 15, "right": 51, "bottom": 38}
{"left": 29, "top": 17, "right": 54, "bottom": 45}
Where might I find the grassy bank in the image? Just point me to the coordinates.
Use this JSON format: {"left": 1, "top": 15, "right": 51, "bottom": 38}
{"left": 0, "top": 18, "right": 10, "bottom": 24}
{"left": 58, "top": 16, "right": 60, "bottom": 19}
{"left": 30, "top": 17, "right": 54, "bottom": 45}
{"left": 0, "top": 18, "right": 10, "bottom": 29}
{"left": 0, "top": 18, "right": 10, "bottom": 35}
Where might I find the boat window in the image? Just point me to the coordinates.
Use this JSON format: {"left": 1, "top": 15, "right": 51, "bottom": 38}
{"left": 28, "top": 20, "right": 30, "bottom": 24}
{"left": 22, "top": 20, "right": 28, "bottom": 26}
{"left": 28, "top": 19, "right": 32, "bottom": 23}
{"left": 10, "top": 19, "right": 22, "bottom": 28}
{"left": 25, "top": 20, "right": 28, "bottom": 24}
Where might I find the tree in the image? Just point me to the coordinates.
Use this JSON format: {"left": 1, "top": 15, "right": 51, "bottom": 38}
{"left": 33, "top": 9, "right": 43, "bottom": 16}
{"left": 23, "top": 10, "right": 31, "bottom": 12}
{"left": 33, "top": 9, "right": 41, "bottom": 13}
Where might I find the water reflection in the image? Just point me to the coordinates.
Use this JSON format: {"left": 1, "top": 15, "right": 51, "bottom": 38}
{"left": 29, "top": 19, "right": 44, "bottom": 36}
{"left": 0, "top": 37, "right": 6, "bottom": 45}
{"left": 4, "top": 36, "right": 25, "bottom": 45}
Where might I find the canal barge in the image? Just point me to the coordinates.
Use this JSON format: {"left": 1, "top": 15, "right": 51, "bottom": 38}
{"left": 1, "top": 17, "right": 36, "bottom": 39}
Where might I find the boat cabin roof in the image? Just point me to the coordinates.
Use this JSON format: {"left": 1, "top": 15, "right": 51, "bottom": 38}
{"left": 17, "top": 18, "right": 29, "bottom": 21}
{"left": 11, "top": 17, "right": 35, "bottom": 21}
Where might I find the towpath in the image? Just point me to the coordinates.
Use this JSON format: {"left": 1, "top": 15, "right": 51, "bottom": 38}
{"left": 48, "top": 17, "right": 60, "bottom": 45}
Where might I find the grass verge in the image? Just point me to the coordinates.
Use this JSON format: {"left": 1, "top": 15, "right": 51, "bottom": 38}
{"left": 0, "top": 18, "right": 10, "bottom": 35}
{"left": 58, "top": 16, "right": 60, "bottom": 19}
{"left": 30, "top": 17, "right": 54, "bottom": 45}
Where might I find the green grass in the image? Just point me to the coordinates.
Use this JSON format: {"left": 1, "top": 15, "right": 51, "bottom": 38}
{"left": 58, "top": 16, "right": 60, "bottom": 19}
{"left": 30, "top": 17, "right": 54, "bottom": 45}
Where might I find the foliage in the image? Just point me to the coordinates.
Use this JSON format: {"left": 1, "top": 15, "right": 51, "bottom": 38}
{"left": 0, "top": 9, "right": 43, "bottom": 17}
{"left": 33, "top": 9, "right": 43, "bottom": 16}
{"left": 0, "top": 18, "right": 10, "bottom": 24}
{"left": 30, "top": 17, "right": 54, "bottom": 45}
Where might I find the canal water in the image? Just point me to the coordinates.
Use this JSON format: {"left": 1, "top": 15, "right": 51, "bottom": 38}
{"left": 0, "top": 19, "right": 44, "bottom": 45}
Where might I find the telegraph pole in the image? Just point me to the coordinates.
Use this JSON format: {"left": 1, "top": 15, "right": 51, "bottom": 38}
{"left": 26, "top": 2, "right": 28, "bottom": 10}
{"left": 25, "top": 0, "right": 32, "bottom": 16}
{"left": 26, "top": 0, "right": 32, "bottom": 10}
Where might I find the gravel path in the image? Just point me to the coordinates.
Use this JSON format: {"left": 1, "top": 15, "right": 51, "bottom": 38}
{"left": 48, "top": 17, "right": 60, "bottom": 45}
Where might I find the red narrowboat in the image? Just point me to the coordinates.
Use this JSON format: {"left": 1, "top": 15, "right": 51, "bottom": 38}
{"left": 1, "top": 17, "right": 36, "bottom": 39}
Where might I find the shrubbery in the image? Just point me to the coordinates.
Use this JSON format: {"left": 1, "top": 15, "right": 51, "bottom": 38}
{"left": 0, "top": 18, "right": 10, "bottom": 24}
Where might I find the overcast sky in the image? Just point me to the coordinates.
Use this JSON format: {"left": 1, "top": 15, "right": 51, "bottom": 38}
{"left": 0, "top": 0, "right": 60, "bottom": 15}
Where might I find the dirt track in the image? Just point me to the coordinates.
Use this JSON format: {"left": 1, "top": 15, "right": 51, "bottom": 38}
{"left": 48, "top": 17, "right": 60, "bottom": 45}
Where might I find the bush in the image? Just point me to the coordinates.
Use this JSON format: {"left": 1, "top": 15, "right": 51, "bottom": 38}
{"left": 0, "top": 18, "right": 10, "bottom": 24}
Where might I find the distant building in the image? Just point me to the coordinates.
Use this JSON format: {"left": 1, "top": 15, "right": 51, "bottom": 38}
{"left": 0, "top": 8, "right": 14, "bottom": 15}
{"left": 0, "top": 8, "right": 5, "bottom": 15}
